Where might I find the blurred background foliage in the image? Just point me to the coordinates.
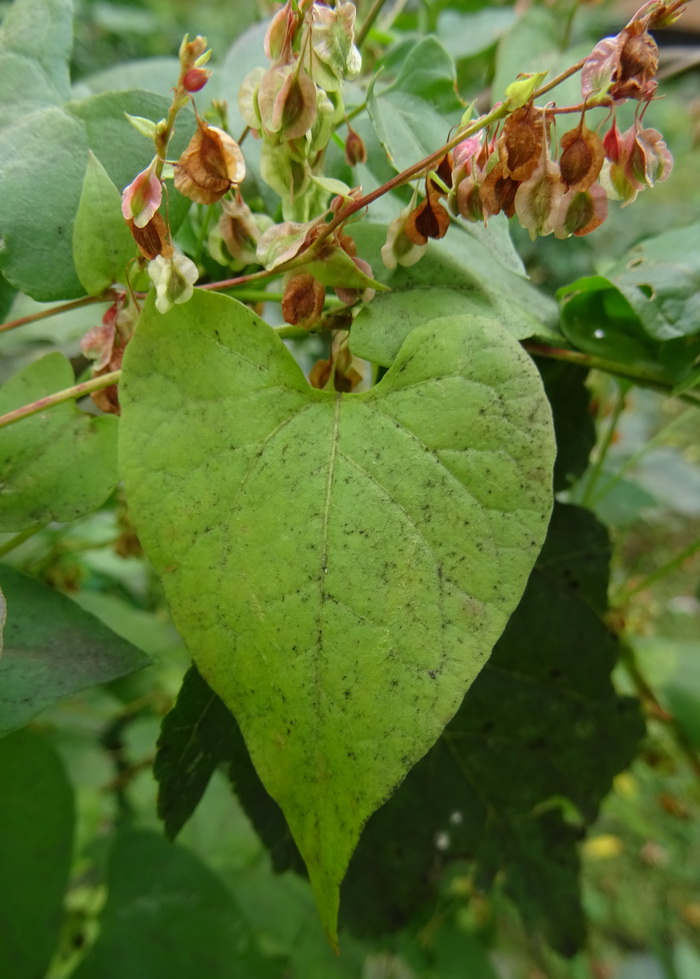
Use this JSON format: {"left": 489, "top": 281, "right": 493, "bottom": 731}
{"left": 1, "top": 0, "right": 699, "bottom": 976}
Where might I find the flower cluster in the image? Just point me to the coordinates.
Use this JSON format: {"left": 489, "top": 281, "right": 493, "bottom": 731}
{"left": 238, "top": 0, "right": 361, "bottom": 221}
{"left": 382, "top": 0, "right": 675, "bottom": 265}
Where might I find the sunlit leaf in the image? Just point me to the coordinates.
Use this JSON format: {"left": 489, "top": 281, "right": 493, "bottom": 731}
{"left": 120, "top": 288, "right": 555, "bottom": 945}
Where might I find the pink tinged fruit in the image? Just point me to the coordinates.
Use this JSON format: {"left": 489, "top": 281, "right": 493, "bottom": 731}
{"left": 121, "top": 163, "right": 162, "bottom": 229}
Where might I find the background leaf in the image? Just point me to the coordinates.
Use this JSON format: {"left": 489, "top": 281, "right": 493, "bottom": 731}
{"left": 349, "top": 222, "right": 559, "bottom": 365}
{"left": 367, "top": 36, "right": 463, "bottom": 174}
{"left": 0, "top": 727, "right": 75, "bottom": 979}
{"left": 0, "top": 352, "right": 119, "bottom": 531}
{"left": 597, "top": 223, "right": 700, "bottom": 342}
{"left": 120, "top": 289, "right": 555, "bottom": 944}
{"left": 0, "top": 565, "right": 150, "bottom": 737}
{"left": 0, "top": 0, "right": 72, "bottom": 129}
{"left": 558, "top": 224, "right": 700, "bottom": 387}
{"left": 70, "top": 829, "right": 280, "bottom": 979}
{"left": 73, "top": 150, "right": 137, "bottom": 295}
{"left": 0, "top": 0, "right": 194, "bottom": 301}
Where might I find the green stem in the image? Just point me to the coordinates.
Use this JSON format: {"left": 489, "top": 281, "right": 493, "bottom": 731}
{"left": 559, "top": 0, "right": 578, "bottom": 51}
{"left": 620, "top": 535, "right": 700, "bottom": 602}
{"left": 0, "top": 294, "right": 108, "bottom": 335}
{"left": 589, "top": 408, "right": 695, "bottom": 505}
{"left": 580, "top": 381, "right": 628, "bottom": 507}
{"left": 0, "top": 524, "right": 45, "bottom": 559}
{"left": 193, "top": 204, "right": 216, "bottom": 265}
{"left": 0, "top": 371, "right": 121, "bottom": 430}
{"left": 356, "top": 0, "right": 391, "bottom": 48}
{"left": 524, "top": 342, "right": 700, "bottom": 408}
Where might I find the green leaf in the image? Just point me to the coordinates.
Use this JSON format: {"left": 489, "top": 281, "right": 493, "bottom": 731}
{"left": 367, "top": 36, "right": 463, "bottom": 174}
{"left": 0, "top": 0, "right": 72, "bottom": 129}
{"left": 156, "top": 506, "right": 644, "bottom": 958}
{"left": 154, "top": 665, "right": 238, "bottom": 841}
{"left": 0, "top": 565, "right": 150, "bottom": 737}
{"left": 73, "top": 150, "right": 136, "bottom": 296}
{"left": 0, "top": 89, "right": 193, "bottom": 301}
{"left": 120, "top": 288, "right": 555, "bottom": 945}
{"left": 558, "top": 225, "right": 700, "bottom": 385}
{"left": 156, "top": 664, "right": 304, "bottom": 871}
{"left": 73, "top": 151, "right": 137, "bottom": 295}
{"left": 600, "top": 223, "right": 700, "bottom": 342}
{"left": 70, "top": 829, "right": 279, "bottom": 979}
{"left": 0, "top": 727, "right": 75, "bottom": 979}
{"left": 0, "top": 106, "right": 88, "bottom": 298}
{"left": 558, "top": 275, "right": 664, "bottom": 373}
{"left": 0, "top": 353, "right": 119, "bottom": 531}
{"left": 536, "top": 359, "right": 595, "bottom": 493}
{"left": 349, "top": 222, "right": 559, "bottom": 366}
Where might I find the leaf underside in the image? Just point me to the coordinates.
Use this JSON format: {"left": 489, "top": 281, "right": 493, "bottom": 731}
{"left": 120, "top": 289, "right": 555, "bottom": 943}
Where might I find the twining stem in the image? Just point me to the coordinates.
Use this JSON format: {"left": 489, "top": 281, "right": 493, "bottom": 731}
{"left": 0, "top": 294, "right": 107, "bottom": 334}
{"left": 619, "top": 641, "right": 700, "bottom": 783}
{"left": 524, "top": 342, "right": 700, "bottom": 408}
{"left": 580, "top": 380, "right": 629, "bottom": 507}
{"left": 0, "top": 371, "right": 121, "bottom": 430}
{"left": 620, "top": 535, "right": 700, "bottom": 602}
{"left": 356, "top": 0, "right": 393, "bottom": 48}
{"left": 0, "top": 523, "right": 46, "bottom": 559}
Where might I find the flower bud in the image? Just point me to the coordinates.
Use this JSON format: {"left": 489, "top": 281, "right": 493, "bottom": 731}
{"left": 344, "top": 124, "right": 366, "bottom": 166}
{"left": 174, "top": 118, "right": 245, "bottom": 204}
{"left": 182, "top": 67, "right": 212, "bottom": 93}
{"left": 179, "top": 34, "right": 208, "bottom": 70}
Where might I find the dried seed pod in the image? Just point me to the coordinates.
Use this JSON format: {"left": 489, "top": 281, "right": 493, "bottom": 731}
{"left": 174, "top": 118, "right": 245, "bottom": 204}
{"left": 480, "top": 162, "right": 519, "bottom": 219}
{"left": 559, "top": 122, "right": 604, "bottom": 192}
{"left": 499, "top": 104, "right": 544, "bottom": 181}
{"left": 404, "top": 183, "right": 450, "bottom": 245}
{"left": 281, "top": 272, "right": 325, "bottom": 328}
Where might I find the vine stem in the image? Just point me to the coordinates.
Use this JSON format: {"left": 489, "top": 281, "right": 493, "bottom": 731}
{"left": 0, "top": 294, "right": 107, "bottom": 335}
{"left": 580, "top": 380, "right": 628, "bottom": 507}
{"left": 0, "top": 371, "right": 121, "bottom": 430}
{"left": 356, "top": 0, "right": 392, "bottom": 48}
{"left": 524, "top": 342, "right": 700, "bottom": 408}
{"left": 0, "top": 523, "right": 45, "bottom": 559}
{"left": 619, "top": 535, "right": 700, "bottom": 602}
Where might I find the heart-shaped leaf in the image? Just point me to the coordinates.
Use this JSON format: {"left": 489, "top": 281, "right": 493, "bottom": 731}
{"left": 119, "top": 289, "right": 555, "bottom": 944}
